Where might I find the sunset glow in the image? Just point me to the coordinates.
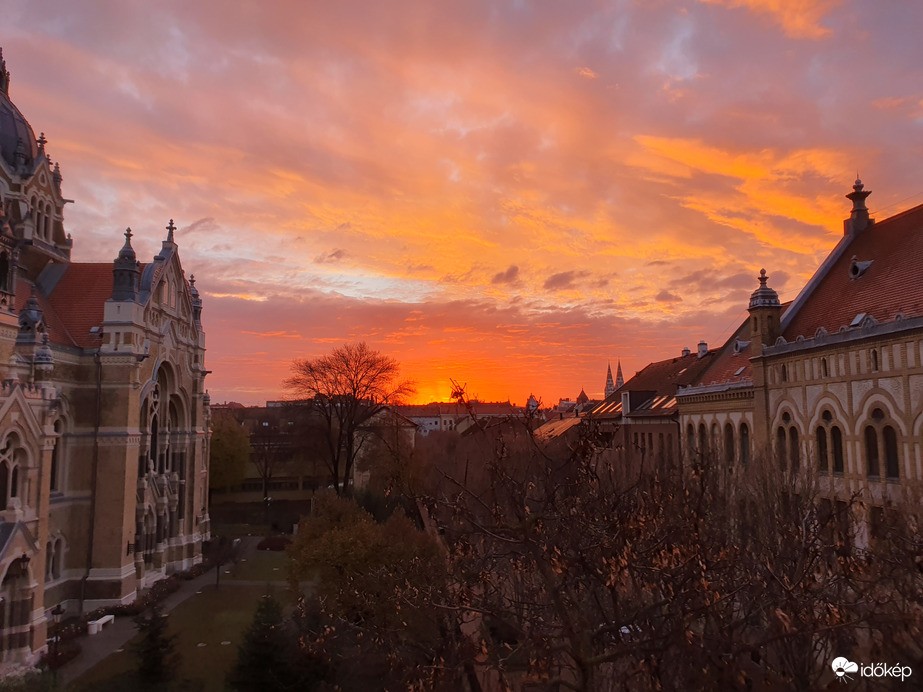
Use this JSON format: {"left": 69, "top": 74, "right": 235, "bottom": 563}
{"left": 3, "top": 1, "right": 921, "bottom": 405}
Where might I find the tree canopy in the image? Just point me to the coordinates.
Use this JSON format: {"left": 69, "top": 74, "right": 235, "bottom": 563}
{"left": 209, "top": 411, "right": 251, "bottom": 493}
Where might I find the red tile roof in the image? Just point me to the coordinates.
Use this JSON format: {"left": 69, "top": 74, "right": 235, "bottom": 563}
{"left": 694, "top": 318, "right": 754, "bottom": 388}
{"left": 783, "top": 203, "right": 923, "bottom": 340}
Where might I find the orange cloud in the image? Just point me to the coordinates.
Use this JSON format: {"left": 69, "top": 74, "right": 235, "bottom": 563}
{"left": 701, "top": 0, "right": 841, "bottom": 39}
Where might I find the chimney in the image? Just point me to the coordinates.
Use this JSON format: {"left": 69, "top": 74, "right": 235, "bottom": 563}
{"left": 697, "top": 341, "right": 708, "bottom": 358}
{"left": 681, "top": 347, "right": 690, "bottom": 357}
{"left": 844, "top": 177, "right": 873, "bottom": 235}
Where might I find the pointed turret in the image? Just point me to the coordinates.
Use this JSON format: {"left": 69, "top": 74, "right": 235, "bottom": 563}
{"left": 615, "top": 361, "right": 624, "bottom": 389}
{"left": 112, "top": 228, "right": 141, "bottom": 301}
{"left": 189, "top": 274, "right": 202, "bottom": 326}
{"left": 17, "top": 287, "right": 44, "bottom": 344}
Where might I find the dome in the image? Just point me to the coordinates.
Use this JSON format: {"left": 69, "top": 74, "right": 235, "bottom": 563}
{"left": 0, "top": 50, "right": 39, "bottom": 169}
{"left": 749, "top": 269, "right": 780, "bottom": 309}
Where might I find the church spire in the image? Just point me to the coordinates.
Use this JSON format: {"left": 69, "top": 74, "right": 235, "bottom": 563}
{"left": 616, "top": 360, "right": 624, "bottom": 389}
{"left": 604, "top": 362, "right": 615, "bottom": 399}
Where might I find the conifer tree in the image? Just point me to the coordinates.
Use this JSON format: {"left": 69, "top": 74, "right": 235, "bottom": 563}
{"left": 132, "top": 605, "right": 179, "bottom": 687}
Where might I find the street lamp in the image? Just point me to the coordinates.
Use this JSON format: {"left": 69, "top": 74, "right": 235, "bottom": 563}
{"left": 51, "top": 604, "right": 65, "bottom": 672}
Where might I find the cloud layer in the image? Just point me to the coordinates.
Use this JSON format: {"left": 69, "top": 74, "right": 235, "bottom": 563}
{"left": 3, "top": 0, "right": 921, "bottom": 404}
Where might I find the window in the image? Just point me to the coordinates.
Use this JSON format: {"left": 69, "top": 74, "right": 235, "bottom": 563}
{"left": 865, "top": 427, "right": 879, "bottom": 478}
{"left": 739, "top": 423, "right": 750, "bottom": 466}
{"left": 789, "top": 427, "right": 800, "bottom": 471}
{"left": 776, "top": 427, "right": 787, "bottom": 470}
{"left": 686, "top": 424, "right": 695, "bottom": 456}
{"left": 698, "top": 423, "right": 707, "bottom": 454}
{"left": 871, "top": 349, "right": 879, "bottom": 372}
{"left": 832, "top": 427, "right": 844, "bottom": 474}
{"left": 724, "top": 423, "right": 734, "bottom": 466}
{"left": 821, "top": 358, "right": 828, "bottom": 377}
{"left": 816, "top": 427, "right": 828, "bottom": 474}
{"left": 884, "top": 426, "right": 899, "bottom": 479}
{"left": 781, "top": 364, "right": 787, "bottom": 382}
{"left": 864, "top": 408, "right": 900, "bottom": 481}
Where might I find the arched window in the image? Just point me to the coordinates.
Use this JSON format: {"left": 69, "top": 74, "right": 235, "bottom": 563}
{"left": 871, "top": 349, "right": 879, "bottom": 372}
{"left": 832, "top": 427, "right": 844, "bottom": 474}
{"left": 724, "top": 423, "right": 734, "bottom": 466}
{"left": 864, "top": 409, "right": 900, "bottom": 481}
{"left": 816, "top": 427, "right": 828, "bottom": 474}
{"left": 10, "top": 465, "right": 18, "bottom": 497}
{"left": 865, "top": 426, "right": 879, "bottom": 478}
{"left": 776, "top": 427, "right": 787, "bottom": 469}
{"left": 53, "top": 537, "right": 63, "bottom": 579}
{"left": 686, "top": 424, "right": 695, "bottom": 455}
{"left": 0, "top": 251, "right": 9, "bottom": 292}
{"left": 0, "top": 460, "right": 6, "bottom": 508}
{"left": 821, "top": 358, "right": 828, "bottom": 377}
{"left": 789, "top": 427, "right": 800, "bottom": 471}
{"left": 710, "top": 423, "right": 719, "bottom": 455}
{"left": 884, "top": 426, "right": 899, "bottom": 479}
{"left": 45, "top": 541, "right": 54, "bottom": 582}
{"left": 50, "top": 421, "right": 62, "bottom": 492}
{"left": 698, "top": 423, "right": 707, "bottom": 454}
{"left": 781, "top": 364, "right": 787, "bottom": 382}
{"left": 739, "top": 423, "right": 750, "bottom": 466}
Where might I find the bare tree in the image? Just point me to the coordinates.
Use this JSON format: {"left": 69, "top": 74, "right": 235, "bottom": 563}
{"left": 284, "top": 342, "right": 414, "bottom": 495}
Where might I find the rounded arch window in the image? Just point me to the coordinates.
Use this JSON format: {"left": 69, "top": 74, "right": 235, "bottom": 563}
{"left": 864, "top": 406, "right": 899, "bottom": 481}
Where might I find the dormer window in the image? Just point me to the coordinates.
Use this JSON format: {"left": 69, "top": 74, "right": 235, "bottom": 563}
{"left": 849, "top": 256, "right": 873, "bottom": 279}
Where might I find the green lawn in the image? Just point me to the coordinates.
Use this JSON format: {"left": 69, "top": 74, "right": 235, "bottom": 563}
{"left": 226, "top": 549, "right": 289, "bottom": 583}
{"left": 70, "top": 584, "right": 292, "bottom": 692}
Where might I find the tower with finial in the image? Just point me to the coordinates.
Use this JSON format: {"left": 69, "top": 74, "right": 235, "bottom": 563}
{"left": 615, "top": 361, "right": 624, "bottom": 389}
{"left": 605, "top": 363, "right": 615, "bottom": 398}
{"left": 748, "top": 269, "right": 782, "bottom": 354}
{"left": 844, "top": 177, "right": 873, "bottom": 235}
{"left": 112, "top": 227, "right": 141, "bottom": 301}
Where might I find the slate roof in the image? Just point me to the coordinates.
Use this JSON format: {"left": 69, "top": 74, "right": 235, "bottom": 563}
{"left": 783, "top": 203, "right": 923, "bottom": 340}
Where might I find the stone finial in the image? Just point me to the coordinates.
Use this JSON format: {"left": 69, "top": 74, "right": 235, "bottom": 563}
{"left": 37, "top": 132, "right": 47, "bottom": 150}
{"left": 166, "top": 219, "right": 176, "bottom": 243}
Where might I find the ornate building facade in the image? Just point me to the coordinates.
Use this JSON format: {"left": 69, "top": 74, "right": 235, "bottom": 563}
{"left": 0, "top": 49, "right": 210, "bottom": 667}
{"left": 678, "top": 180, "right": 923, "bottom": 541}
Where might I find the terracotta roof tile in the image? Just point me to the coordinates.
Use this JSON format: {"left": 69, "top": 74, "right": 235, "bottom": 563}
{"left": 784, "top": 204, "right": 923, "bottom": 340}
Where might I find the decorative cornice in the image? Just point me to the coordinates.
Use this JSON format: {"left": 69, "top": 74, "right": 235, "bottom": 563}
{"left": 763, "top": 315, "right": 923, "bottom": 358}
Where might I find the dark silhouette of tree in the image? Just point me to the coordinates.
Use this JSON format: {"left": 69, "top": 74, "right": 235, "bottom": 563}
{"left": 227, "top": 594, "right": 327, "bottom": 691}
{"left": 285, "top": 342, "right": 414, "bottom": 495}
{"left": 132, "top": 605, "right": 179, "bottom": 687}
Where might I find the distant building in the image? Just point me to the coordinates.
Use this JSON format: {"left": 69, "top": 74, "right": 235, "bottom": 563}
{"left": 213, "top": 401, "right": 416, "bottom": 497}
{"left": 0, "top": 49, "right": 210, "bottom": 667}
{"left": 395, "top": 400, "right": 519, "bottom": 436}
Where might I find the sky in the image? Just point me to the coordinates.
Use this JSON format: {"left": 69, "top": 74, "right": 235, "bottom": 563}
{"left": 1, "top": 0, "right": 921, "bottom": 406}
